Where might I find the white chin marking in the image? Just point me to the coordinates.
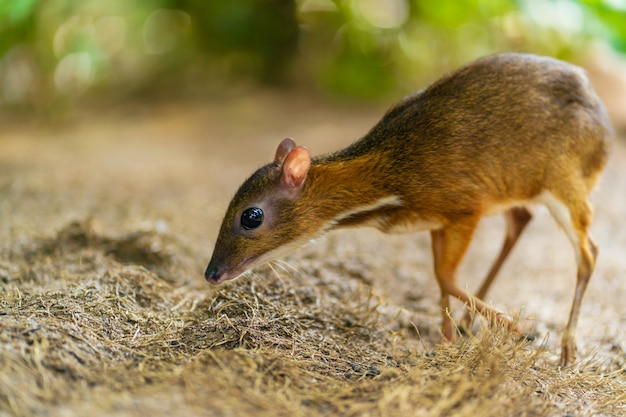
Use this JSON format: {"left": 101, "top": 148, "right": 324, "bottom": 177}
{"left": 227, "top": 270, "right": 250, "bottom": 282}
{"left": 217, "top": 262, "right": 253, "bottom": 284}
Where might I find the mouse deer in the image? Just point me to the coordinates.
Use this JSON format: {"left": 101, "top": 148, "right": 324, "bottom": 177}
{"left": 205, "top": 53, "right": 612, "bottom": 366}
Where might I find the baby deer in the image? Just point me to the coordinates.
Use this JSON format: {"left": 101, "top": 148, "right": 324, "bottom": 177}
{"left": 205, "top": 53, "right": 612, "bottom": 366}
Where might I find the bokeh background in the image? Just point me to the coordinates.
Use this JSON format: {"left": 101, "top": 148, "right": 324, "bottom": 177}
{"left": 2, "top": 0, "right": 626, "bottom": 118}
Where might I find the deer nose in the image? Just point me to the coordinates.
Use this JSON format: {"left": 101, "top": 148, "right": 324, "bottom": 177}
{"left": 204, "top": 265, "right": 222, "bottom": 285}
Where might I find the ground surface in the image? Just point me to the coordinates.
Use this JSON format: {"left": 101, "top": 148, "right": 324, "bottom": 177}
{"left": 1, "top": 90, "right": 625, "bottom": 417}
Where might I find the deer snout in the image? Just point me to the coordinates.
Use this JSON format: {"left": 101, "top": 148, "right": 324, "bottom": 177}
{"left": 205, "top": 254, "right": 252, "bottom": 285}
{"left": 204, "top": 264, "right": 223, "bottom": 285}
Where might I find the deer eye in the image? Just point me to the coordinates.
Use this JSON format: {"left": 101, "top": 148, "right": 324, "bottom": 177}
{"left": 241, "top": 207, "right": 264, "bottom": 230}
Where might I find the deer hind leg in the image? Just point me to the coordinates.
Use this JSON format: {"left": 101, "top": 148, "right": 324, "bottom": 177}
{"left": 431, "top": 218, "right": 520, "bottom": 342}
{"left": 541, "top": 191, "right": 598, "bottom": 366}
{"left": 460, "top": 207, "right": 532, "bottom": 329}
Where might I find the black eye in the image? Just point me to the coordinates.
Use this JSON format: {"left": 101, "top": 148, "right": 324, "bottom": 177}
{"left": 241, "top": 207, "right": 264, "bottom": 230}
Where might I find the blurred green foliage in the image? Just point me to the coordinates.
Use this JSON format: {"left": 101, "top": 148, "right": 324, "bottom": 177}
{"left": 0, "top": 0, "right": 624, "bottom": 113}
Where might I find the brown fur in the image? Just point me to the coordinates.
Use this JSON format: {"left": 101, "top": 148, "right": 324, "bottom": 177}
{"left": 206, "top": 53, "right": 612, "bottom": 366}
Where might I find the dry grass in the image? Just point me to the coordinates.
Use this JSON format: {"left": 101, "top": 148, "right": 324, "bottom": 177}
{"left": 2, "top": 219, "right": 624, "bottom": 417}
{"left": 1, "top": 94, "right": 625, "bottom": 416}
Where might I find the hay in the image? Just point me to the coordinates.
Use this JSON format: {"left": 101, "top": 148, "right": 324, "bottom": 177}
{"left": 1, "top": 218, "right": 624, "bottom": 417}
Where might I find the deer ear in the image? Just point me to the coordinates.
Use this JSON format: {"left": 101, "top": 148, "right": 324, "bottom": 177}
{"left": 280, "top": 146, "right": 310, "bottom": 198}
{"left": 274, "top": 138, "right": 297, "bottom": 165}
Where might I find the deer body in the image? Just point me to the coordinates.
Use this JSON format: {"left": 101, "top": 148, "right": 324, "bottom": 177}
{"left": 205, "top": 53, "right": 612, "bottom": 366}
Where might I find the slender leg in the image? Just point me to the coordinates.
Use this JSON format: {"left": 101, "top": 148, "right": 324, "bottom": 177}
{"left": 560, "top": 237, "right": 597, "bottom": 366}
{"left": 431, "top": 219, "right": 519, "bottom": 341}
{"left": 542, "top": 192, "right": 597, "bottom": 366}
{"left": 461, "top": 207, "right": 532, "bottom": 328}
{"left": 431, "top": 229, "right": 454, "bottom": 340}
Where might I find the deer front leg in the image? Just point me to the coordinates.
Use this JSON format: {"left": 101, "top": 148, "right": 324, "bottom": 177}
{"left": 461, "top": 207, "right": 532, "bottom": 329}
{"left": 431, "top": 219, "right": 520, "bottom": 340}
